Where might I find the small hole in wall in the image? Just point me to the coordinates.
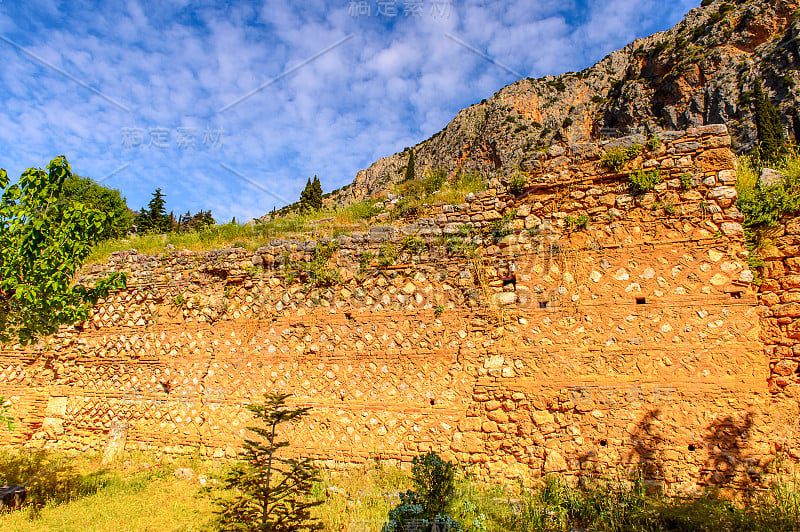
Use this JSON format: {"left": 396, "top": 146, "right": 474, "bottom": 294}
{"left": 430, "top": 398, "right": 435, "bottom": 406}
{"left": 600, "top": 439, "right": 607, "bottom": 447}
{"left": 539, "top": 301, "right": 548, "bottom": 309}
{"left": 688, "top": 444, "right": 696, "bottom": 452}
{"left": 636, "top": 297, "right": 646, "bottom": 305}
{"left": 730, "top": 291, "right": 743, "bottom": 299}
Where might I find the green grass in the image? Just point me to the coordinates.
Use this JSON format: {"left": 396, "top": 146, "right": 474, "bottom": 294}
{"left": 391, "top": 169, "right": 488, "bottom": 220}
{"left": 86, "top": 199, "right": 383, "bottom": 264}
{"left": 601, "top": 144, "right": 643, "bottom": 173}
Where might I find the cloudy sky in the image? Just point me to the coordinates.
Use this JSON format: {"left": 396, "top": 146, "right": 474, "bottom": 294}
{"left": 0, "top": 0, "right": 698, "bottom": 222}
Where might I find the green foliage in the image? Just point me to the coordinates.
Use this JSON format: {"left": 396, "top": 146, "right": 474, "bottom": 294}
{"left": 628, "top": 168, "right": 663, "bottom": 194}
{"left": 305, "top": 241, "right": 341, "bottom": 288}
{"left": 405, "top": 150, "right": 416, "bottom": 183}
{"left": 565, "top": 215, "right": 589, "bottom": 230}
{"left": 507, "top": 174, "right": 527, "bottom": 196}
{"left": 178, "top": 210, "right": 215, "bottom": 232}
{"left": 645, "top": 136, "right": 662, "bottom": 151}
{"left": 60, "top": 175, "right": 134, "bottom": 239}
{"left": 736, "top": 153, "right": 800, "bottom": 284}
{"left": 399, "top": 235, "right": 427, "bottom": 255}
{"left": 0, "top": 396, "right": 12, "bottom": 431}
{"left": 591, "top": 95, "right": 606, "bottom": 103}
{"left": 359, "top": 251, "right": 375, "bottom": 273}
{"left": 488, "top": 212, "right": 515, "bottom": 243}
{"left": 0, "top": 157, "right": 126, "bottom": 345}
{"left": 299, "top": 176, "right": 324, "bottom": 212}
{"left": 383, "top": 452, "right": 459, "bottom": 532}
{"left": 680, "top": 172, "right": 693, "bottom": 190}
{"left": 423, "top": 169, "right": 446, "bottom": 195}
{"left": 601, "top": 144, "right": 642, "bottom": 172}
{"left": 171, "top": 294, "right": 186, "bottom": 308}
{"left": 701, "top": 0, "right": 715, "bottom": 6}
{"left": 346, "top": 199, "right": 379, "bottom": 220}
{"left": 434, "top": 305, "right": 444, "bottom": 317}
{"left": 376, "top": 245, "right": 397, "bottom": 268}
{"left": 215, "top": 393, "right": 322, "bottom": 532}
{"left": 754, "top": 82, "right": 785, "bottom": 162}
{"left": 135, "top": 188, "right": 173, "bottom": 234}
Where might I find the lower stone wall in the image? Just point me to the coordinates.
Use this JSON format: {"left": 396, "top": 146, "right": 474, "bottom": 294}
{"left": 1, "top": 126, "right": 798, "bottom": 494}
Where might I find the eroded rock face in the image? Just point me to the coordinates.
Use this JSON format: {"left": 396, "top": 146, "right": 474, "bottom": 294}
{"left": 327, "top": 0, "right": 800, "bottom": 209}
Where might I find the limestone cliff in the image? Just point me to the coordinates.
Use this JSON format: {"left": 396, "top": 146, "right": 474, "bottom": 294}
{"left": 329, "top": 0, "right": 800, "bottom": 206}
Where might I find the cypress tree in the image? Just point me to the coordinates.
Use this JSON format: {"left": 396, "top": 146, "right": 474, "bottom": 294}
{"left": 405, "top": 150, "right": 415, "bottom": 182}
{"left": 754, "top": 82, "right": 784, "bottom": 161}
{"left": 299, "top": 178, "right": 313, "bottom": 212}
{"left": 311, "top": 175, "right": 323, "bottom": 210}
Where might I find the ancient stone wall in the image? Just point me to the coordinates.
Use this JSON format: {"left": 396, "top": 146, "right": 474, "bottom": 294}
{"left": 2, "top": 125, "right": 796, "bottom": 494}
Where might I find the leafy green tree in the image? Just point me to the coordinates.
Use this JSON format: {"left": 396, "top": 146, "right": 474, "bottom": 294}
{"left": 405, "top": 150, "right": 416, "bottom": 182}
{"left": 59, "top": 176, "right": 134, "bottom": 239}
{"left": 754, "top": 82, "right": 785, "bottom": 161}
{"left": 216, "top": 393, "right": 322, "bottom": 532}
{"left": 0, "top": 156, "right": 126, "bottom": 345}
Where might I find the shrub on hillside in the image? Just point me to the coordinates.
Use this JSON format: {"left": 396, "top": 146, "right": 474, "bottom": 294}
{"left": 383, "top": 452, "right": 460, "bottom": 532}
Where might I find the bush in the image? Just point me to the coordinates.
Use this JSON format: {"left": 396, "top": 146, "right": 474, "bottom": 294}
{"left": 645, "top": 136, "right": 662, "bottom": 151}
{"left": 565, "top": 215, "right": 589, "bottom": 230}
{"left": 383, "top": 452, "right": 459, "bottom": 532}
{"left": 628, "top": 168, "right": 663, "bottom": 194}
{"left": 680, "top": 172, "right": 693, "bottom": 190}
{"left": 507, "top": 174, "right": 527, "bottom": 196}
{"left": 601, "top": 144, "right": 642, "bottom": 172}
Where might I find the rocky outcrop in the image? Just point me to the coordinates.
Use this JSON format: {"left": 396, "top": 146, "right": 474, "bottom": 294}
{"left": 328, "top": 0, "right": 800, "bottom": 208}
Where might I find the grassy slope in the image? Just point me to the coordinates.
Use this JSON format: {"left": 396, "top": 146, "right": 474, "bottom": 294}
{"left": 85, "top": 171, "right": 489, "bottom": 265}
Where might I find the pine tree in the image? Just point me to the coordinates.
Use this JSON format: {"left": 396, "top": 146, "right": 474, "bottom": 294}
{"left": 136, "top": 188, "right": 170, "bottom": 234}
{"left": 754, "top": 82, "right": 784, "bottom": 161}
{"left": 216, "top": 393, "right": 322, "bottom": 532}
{"left": 405, "top": 150, "right": 415, "bottom": 182}
{"left": 311, "top": 175, "right": 323, "bottom": 210}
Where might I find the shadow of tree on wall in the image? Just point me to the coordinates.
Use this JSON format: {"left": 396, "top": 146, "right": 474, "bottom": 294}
{"left": 619, "top": 408, "right": 772, "bottom": 494}
{"left": 625, "top": 408, "right": 666, "bottom": 486}
{"left": 701, "top": 412, "right": 769, "bottom": 491}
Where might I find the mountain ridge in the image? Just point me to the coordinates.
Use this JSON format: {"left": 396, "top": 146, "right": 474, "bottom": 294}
{"left": 312, "top": 0, "right": 800, "bottom": 210}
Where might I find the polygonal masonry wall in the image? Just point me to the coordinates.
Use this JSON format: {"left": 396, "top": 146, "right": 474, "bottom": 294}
{"left": 1, "top": 125, "right": 798, "bottom": 495}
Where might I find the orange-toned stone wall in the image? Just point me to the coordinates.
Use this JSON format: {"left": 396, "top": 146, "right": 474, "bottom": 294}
{"left": 1, "top": 125, "right": 796, "bottom": 495}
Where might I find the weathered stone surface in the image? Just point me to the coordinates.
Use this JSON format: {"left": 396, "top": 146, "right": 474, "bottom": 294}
{"left": 694, "top": 148, "right": 737, "bottom": 172}
{"left": 720, "top": 222, "right": 744, "bottom": 238}
{"left": 760, "top": 168, "right": 783, "bottom": 188}
{"left": 544, "top": 450, "right": 568, "bottom": 472}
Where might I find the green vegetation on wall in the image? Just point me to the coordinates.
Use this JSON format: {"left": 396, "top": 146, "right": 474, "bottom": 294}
{"left": 0, "top": 156, "right": 127, "bottom": 345}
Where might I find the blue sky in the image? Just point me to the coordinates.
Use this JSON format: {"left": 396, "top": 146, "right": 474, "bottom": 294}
{"left": 0, "top": 0, "right": 698, "bottom": 222}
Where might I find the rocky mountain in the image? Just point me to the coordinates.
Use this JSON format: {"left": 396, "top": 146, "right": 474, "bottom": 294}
{"left": 329, "top": 0, "right": 800, "bottom": 206}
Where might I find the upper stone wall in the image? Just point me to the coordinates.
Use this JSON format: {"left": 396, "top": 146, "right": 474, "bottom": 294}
{"left": 2, "top": 125, "right": 796, "bottom": 495}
